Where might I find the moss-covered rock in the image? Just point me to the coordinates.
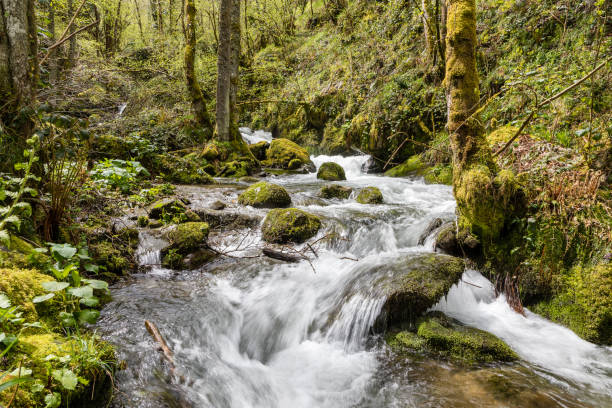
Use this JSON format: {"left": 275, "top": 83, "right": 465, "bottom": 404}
{"left": 262, "top": 208, "right": 322, "bottom": 244}
{"left": 163, "top": 222, "right": 210, "bottom": 255}
{"left": 373, "top": 253, "right": 465, "bottom": 330}
{"left": 319, "top": 184, "right": 353, "bottom": 199}
{"left": 90, "top": 241, "right": 133, "bottom": 278}
{"left": 238, "top": 181, "right": 291, "bottom": 208}
{"left": 385, "top": 155, "right": 427, "bottom": 177}
{"left": 263, "top": 138, "right": 315, "bottom": 172}
{"left": 321, "top": 125, "right": 348, "bottom": 155}
{"left": 387, "top": 312, "right": 518, "bottom": 364}
{"left": 356, "top": 187, "right": 383, "bottom": 204}
{"left": 317, "top": 162, "right": 346, "bottom": 181}
{"left": 532, "top": 263, "right": 612, "bottom": 345}
{"left": 148, "top": 197, "right": 188, "bottom": 219}
{"left": 149, "top": 153, "right": 214, "bottom": 185}
{"left": 0, "top": 268, "right": 54, "bottom": 322}
{"left": 249, "top": 141, "right": 270, "bottom": 161}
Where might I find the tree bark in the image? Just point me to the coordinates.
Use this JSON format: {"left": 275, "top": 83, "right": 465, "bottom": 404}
{"left": 184, "top": 0, "right": 212, "bottom": 132}
{"left": 48, "top": 2, "right": 58, "bottom": 84}
{"left": 68, "top": 0, "right": 77, "bottom": 67}
{"left": 215, "top": 0, "right": 232, "bottom": 141}
{"left": 229, "top": 0, "right": 240, "bottom": 130}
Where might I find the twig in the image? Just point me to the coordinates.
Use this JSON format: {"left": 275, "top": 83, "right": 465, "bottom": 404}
{"left": 340, "top": 256, "right": 359, "bottom": 262}
{"left": 40, "top": 0, "right": 89, "bottom": 66}
{"left": 461, "top": 279, "right": 482, "bottom": 288}
{"left": 493, "top": 56, "right": 612, "bottom": 157}
{"left": 145, "top": 320, "right": 176, "bottom": 375}
{"left": 41, "top": 20, "right": 99, "bottom": 65}
{"left": 262, "top": 248, "right": 301, "bottom": 263}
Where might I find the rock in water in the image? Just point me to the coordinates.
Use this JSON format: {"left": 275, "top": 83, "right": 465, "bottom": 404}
{"left": 317, "top": 162, "right": 346, "bottom": 181}
{"left": 161, "top": 222, "right": 212, "bottom": 270}
{"left": 148, "top": 198, "right": 188, "bottom": 219}
{"left": 356, "top": 187, "right": 383, "bottom": 204}
{"left": 238, "top": 181, "right": 292, "bottom": 208}
{"left": 387, "top": 312, "right": 518, "bottom": 364}
{"left": 263, "top": 138, "right": 316, "bottom": 172}
{"left": 319, "top": 184, "right": 353, "bottom": 199}
{"left": 371, "top": 253, "right": 465, "bottom": 330}
{"left": 361, "top": 157, "right": 383, "bottom": 174}
{"left": 262, "top": 208, "right": 322, "bottom": 243}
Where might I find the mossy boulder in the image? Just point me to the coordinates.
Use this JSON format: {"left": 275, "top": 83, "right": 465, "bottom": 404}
{"left": 424, "top": 165, "right": 453, "bottom": 185}
{"left": 217, "top": 158, "right": 259, "bottom": 178}
{"left": 249, "top": 141, "right": 270, "bottom": 161}
{"left": 262, "top": 208, "right": 322, "bottom": 244}
{"left": 90, "top": 241, "right": 134, "bottom": 278}
{"left": 319, "top": 184, "right": 353, "bottom": 199}
{"left": 317, "top": 162, "right": 346, "bottom": 181}
{"left": 163, "top": 222, "right": 210, "bottom": 255}
{"left": 148, "top": 197, "right": 187, "bottom": 219}
{"left": 0, "top": 268, "right": 54, "bottom": 322}
{"left": 356, "top": 187, "right": 383, "bottom": 204}
{"left": 387, "top": 312, "right": 518, "bottom": 364}
{"left": 531, "top": 263, "right": 612, "bottom": 345}
{"left": 263, "top": 138, "right": 315, "bottom": 172}
{"left": 238, "top": 182, "right": 291, "bottom": 208}
{"left": 373, "top": 253, "right": 465, "bottom": 330}
{"left": 321, "top": 125, "right": 348, "bottom": 155}
{"left": 385, "top": 155, "right": 427, "bottom": 177}
{"left": 149, "top": 153, "right": 214, "bottom": 185}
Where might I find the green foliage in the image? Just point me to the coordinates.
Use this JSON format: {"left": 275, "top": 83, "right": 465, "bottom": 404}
{"left": 90, "top": 159, "right": 150, "bottom": 194}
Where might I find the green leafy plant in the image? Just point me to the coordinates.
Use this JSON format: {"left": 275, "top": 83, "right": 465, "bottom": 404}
{"left": 0, "top": 135, "right": 40, "bottom": 247}
{"left": 90, "top": 159, "right": 150, "bottom": 194}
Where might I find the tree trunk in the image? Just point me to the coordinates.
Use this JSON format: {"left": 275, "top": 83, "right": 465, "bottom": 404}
{"left": 229, "top": 0, "right": 240, "bottom": 131}
{"left": 215, "top": 0, "right": 232, "bottom": 141}
{"left": 184, "top": 0, "right": 212, "bottom": 132}
{"left": 445, "top": 0, "right": 503, "bottom": 241}
{"left": 48, "top": 2, "right": 58, "bottom": 84}
{"left": 0, "top": 0, "right": 37, "bottom": 113}
{"left": 68, "top": 0, "right": 77, "bottom": 67}
{"left": 133, "top": 0, "right": 146, "bottom": 43}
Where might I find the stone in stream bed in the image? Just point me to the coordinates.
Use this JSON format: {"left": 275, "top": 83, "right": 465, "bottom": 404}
{"left": 387, "top": 312, "right": 518, "bottom": 364}
{"left": 356, "top": 187, "right": 383, "bottom": 204}
{"left": 262, "top": 138, "right": 316, "bottom": 173}
{"left": 372, "top": 253, "right": 465, "bottom": 331}
{"left": 319, "top": 184, "right": 353, "bottom": 199}
{"left": 317, "top": 162, "right": 346, "bottom": 181}
{"left": 161, "top": 222, "right": 213, "bottom": 269}
{"left": 262, "top": 208, "right": 322, "bottom": 244}
{"left": 238, "top": 181, "right": 291, "bottom": 208}
{"left": 148, "top": 198, "right": 187, "bottom": 219}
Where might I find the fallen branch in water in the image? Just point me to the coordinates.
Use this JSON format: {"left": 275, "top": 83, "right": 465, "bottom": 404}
{"left": 263, "top": 248, "right": 302, "bottom": 263}
{"left": 145, "top": 320, "right": 177, "bottom": 376}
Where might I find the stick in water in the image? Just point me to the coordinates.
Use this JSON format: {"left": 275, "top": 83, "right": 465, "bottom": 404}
{"left": 145, "top": 320, "right": 176, "bottom": 375}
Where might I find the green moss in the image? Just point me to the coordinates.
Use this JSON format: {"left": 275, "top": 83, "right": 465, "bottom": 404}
{"left": 149, "top": 153, "right": 214, "bottom": 185}
{"left": 238, "top": 181, "right": 292, "bottom": 208}
{"left": 385, "top": 155, "right": 427, "bottom": 177}
{"left": 317, "top": 162, "right": 346, "bottom": 181}
{"left": 263, "top": 138, "right": 314, "bottom": 170}
{"left": 148, "top": 198, "right": 188, "bottom": 219}
{"left": 356, "top": 187, "right": 383, "bottom": 204}
{"left": 90, "top": 241, "right": 132, "bottom": 277}
{"left": 137, "top": 216, "right": 149, "bottom": 227}
{"left": 321, "top": 125, "right": 347, "bottom": 155}
{"left": 248, "top": 141, "right": 269, "bottom": 161}
{"left": 164, "top": 222, "right": 210, "bottom": 255}
{"left": 532, "top": 263, "right": 612, "bottom": 345}
{"left": 416, "top": 313, "right": 518, "bottom": 364}
{"left": 319, "top": 184, "right": 353, "bottom": 199}
{"left": 217, "top": 160, "right": 251, "bottom": 178}
{"left": 424, "top": 165, "right": 453, "bottom": 185}
{"left": 262, "top": 208, "right": 322, "bottom": 244}
{"left": 162, "top": 248, "right": 184, "bottom": 269}
{"left": 386, "top": 330, "right": 426, "bottom": 351}
{"left": 0, "top": 268, "right": 54, "bottom": 322}
{"left": 487, "top": 125, "right": 519, "bottom": 146}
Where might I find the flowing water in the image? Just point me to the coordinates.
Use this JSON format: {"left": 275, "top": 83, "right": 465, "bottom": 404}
{"left": 99, "top": 150, "right": 612, "bottom": 408}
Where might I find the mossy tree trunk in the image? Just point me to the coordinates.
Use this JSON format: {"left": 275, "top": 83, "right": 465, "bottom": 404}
{"left": 445, "top": 0, "right": 506, "bottom": 242}
{"left": 215, "top": 0, "right": 232, "bottom": 141}
{"left": 184, "top": 0, "right": 213, "bottom": 133}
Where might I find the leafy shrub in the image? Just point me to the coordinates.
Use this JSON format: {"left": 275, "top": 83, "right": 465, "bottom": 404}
{"left": 90, "top": 159, "right": 150, "bottom": 194}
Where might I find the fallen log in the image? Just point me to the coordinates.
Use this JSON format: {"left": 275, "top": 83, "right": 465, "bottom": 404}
{"left": 263, "top": 248, "right": 301, "bottom": 263}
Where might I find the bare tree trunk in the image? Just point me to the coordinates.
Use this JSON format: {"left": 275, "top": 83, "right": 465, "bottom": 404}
{"left": 134, "top": 0, "right": 146, "bottom": 43}
{"left": 215, "top": 0, "right": 232, "bottom": 141}
{"left": 229, "top": 0, "right": 241, "bottom": 132}
{"left": 68, "top": 0, "right": 77, "bottom": 67}
{"left": 48, "top": 2, "right": 58, "bottom": 84}
{"left": 184, "top": 0, "right": 212, "bottom": 133}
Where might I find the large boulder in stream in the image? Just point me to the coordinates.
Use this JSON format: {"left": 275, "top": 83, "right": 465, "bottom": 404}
{"left": 387, "top": 312, "right": 518, "bottom": 364}
{"left": 372, "top": 253, "right": 465, "bottom": 331}
{"left": 262, "top": 208, "right": 322, "bottom": 244}
{"left": 262, "top": 138, "right": 316, "bottom": 172}
{"left": 356, "top": 187, "right": 383, "bottom": 204}
{"left": 238, "top": 181, "right": 291, "bottom": 208}
{"left": 319, "top": 184, "right": 353, "bottom": 199}
{"left": 161, "top": 222, "right": 215, "bottom": 269}
{"left": 317, "top": 162, "right": 346, "bottom": 181}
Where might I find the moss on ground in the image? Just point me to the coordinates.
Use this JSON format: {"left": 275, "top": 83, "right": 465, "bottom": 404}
{"left": 317, "top": 162, "right": 346, "bottom": 181}
{"left": 262, "top": 208, "right": 322, "bottom": 244}
{"left": 238, "top": 181, "right": 292, "bottom": 208}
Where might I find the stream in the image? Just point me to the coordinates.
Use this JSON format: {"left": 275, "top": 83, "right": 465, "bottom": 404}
{"left": 98, "top": 152, "right": 612, "bottom": 408}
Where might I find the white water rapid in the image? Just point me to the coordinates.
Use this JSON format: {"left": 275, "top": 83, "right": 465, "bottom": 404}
{"left": 100, "top": 153, "right": 612, "bottom": 408}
